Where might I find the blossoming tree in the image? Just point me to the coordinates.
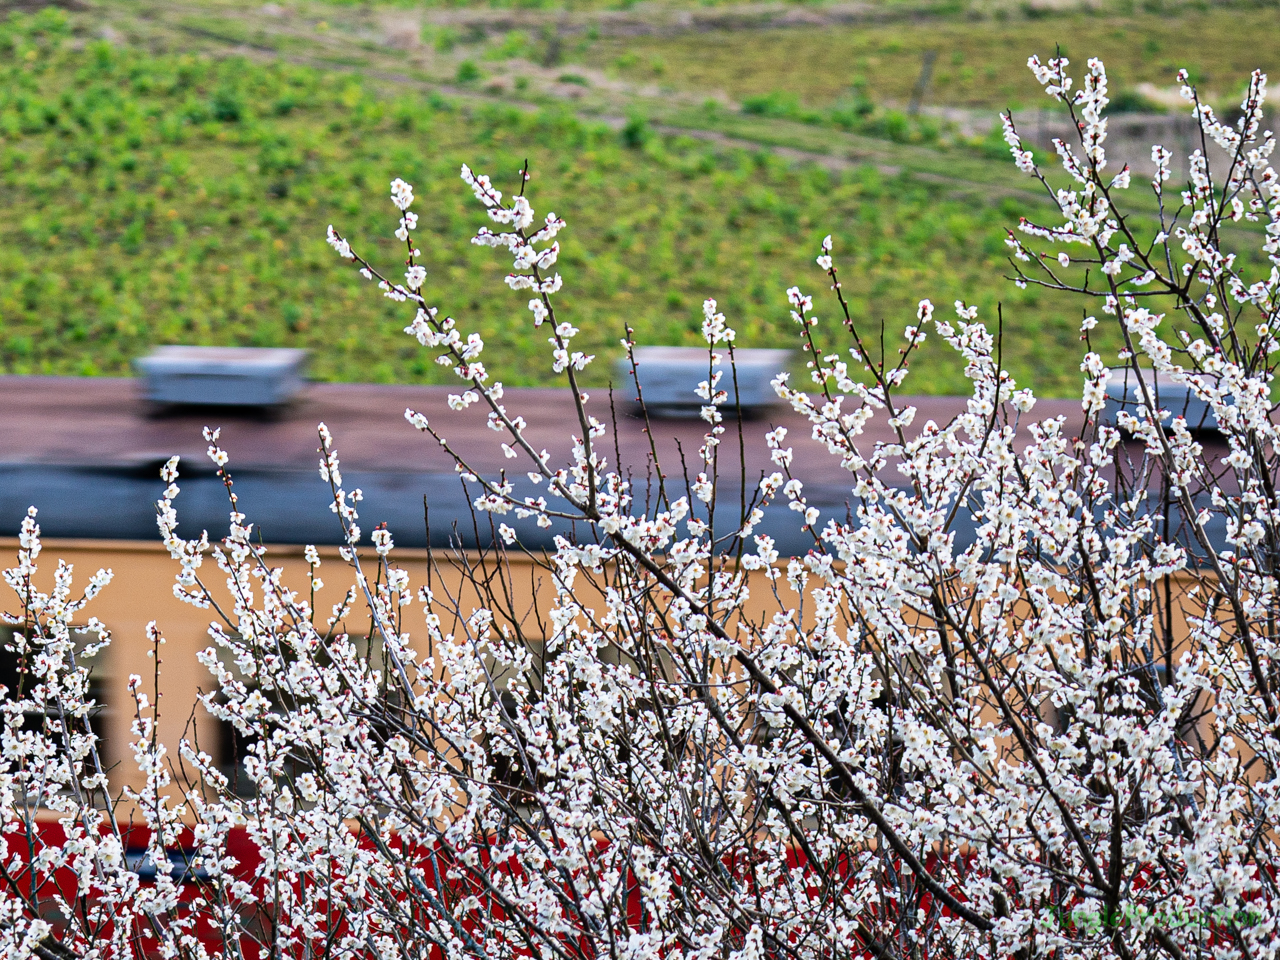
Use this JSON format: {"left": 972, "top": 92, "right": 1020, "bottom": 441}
{"left": 4, "top": 55, "right": 1280, "bottom": 960}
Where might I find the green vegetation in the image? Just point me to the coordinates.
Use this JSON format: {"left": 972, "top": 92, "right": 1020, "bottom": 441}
{"left": 0, "top": 2, "right": 1274, "bottom": 397}
{"left": 0, "top": 8, "right": 1095, "bottom": 396}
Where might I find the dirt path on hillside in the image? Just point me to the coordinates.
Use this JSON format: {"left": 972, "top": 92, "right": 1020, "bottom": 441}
{"left": 402, "top": 0, "right": 951, "bottom": 40}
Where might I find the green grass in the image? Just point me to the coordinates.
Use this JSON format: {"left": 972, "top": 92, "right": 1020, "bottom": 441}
{"left": 0, "top": 8, "right": 1271, "bottom": 399}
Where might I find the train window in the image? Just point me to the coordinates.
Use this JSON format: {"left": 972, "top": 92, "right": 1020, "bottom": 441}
{"left": 124, "top": 846, "right": 210, "bottom": 884}
{"left": 210, "top": 688, "right": 318, "bottom": 800}
{"left": 200, "top": 636, "right": 312, "bottom": 799}
{"left": 213, "top": 703, "right": 261, "bottom": 799}
{"left": 0, "top": 624, "right": 108, "bottom": 779}
{"left": 481, "top": 639, "right": 548, "bottom": 798}
{"left": 0, "top": 625, "right": 22, "bottom": 701}
{"left": 483, "top": 636, "right": 687, "bottom": 797}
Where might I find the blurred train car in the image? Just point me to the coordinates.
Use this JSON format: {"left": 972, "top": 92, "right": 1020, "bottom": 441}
{"left": 6, "top": 362, "right": 1213, "bottom": 793}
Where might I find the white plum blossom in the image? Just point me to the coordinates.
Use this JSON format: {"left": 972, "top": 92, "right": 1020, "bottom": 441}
{"left": 7, "top": 55, "right": 1280, "bottom": 960}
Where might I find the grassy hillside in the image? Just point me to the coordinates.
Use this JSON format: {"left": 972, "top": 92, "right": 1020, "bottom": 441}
{"left": 0, "top": 5, "right": 1272, "bottom": 397}
{"left": 585, "top": 7, "right": 1280, "bottom": 110}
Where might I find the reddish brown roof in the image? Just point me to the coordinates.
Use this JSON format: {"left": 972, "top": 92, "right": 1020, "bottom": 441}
{"left": 0, "top": 376, "right": 1084, "bottom": 484}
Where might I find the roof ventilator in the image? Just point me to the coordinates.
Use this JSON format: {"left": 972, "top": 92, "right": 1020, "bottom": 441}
{"left": 135, "top": 346, "right": 309, "bottom": 410}
{"left": 1103, "top": 367, "right": 1231, "bottom": 435}
{"left": 618, "top": 346, "right": 792, "bottom": 419}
